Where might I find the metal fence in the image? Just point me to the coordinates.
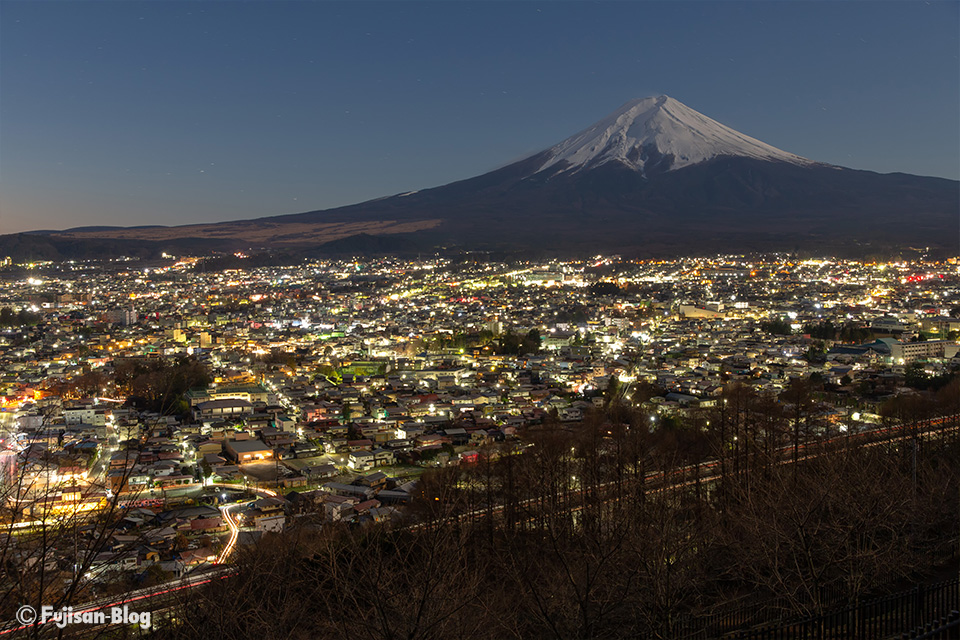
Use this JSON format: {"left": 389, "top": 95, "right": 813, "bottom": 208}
{"left": 713, "top": 578, "right": 960, "bottom": 640}
{"left": 904, "top": 609, "right": 960, "bottom": 640}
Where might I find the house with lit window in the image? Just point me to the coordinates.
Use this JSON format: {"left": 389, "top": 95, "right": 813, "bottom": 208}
{"left": 224, "top": 439, "right": 273, "bottom": 463}
{"left": 194, "top": 399, "right": 253, "bottom": 423}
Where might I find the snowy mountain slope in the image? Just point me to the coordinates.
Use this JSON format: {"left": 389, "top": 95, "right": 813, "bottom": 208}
{"left": 534, "top": 95, "right": 814, "bottom": 177}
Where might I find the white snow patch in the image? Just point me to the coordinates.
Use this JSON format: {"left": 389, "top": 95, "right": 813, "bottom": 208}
{"left": 535, "top": 96, "right": 812, "bottom": 176}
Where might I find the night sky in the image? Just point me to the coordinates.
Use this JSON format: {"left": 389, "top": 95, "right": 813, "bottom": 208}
{"left": 1, "top": 1, "right": 957, "bottom": 234}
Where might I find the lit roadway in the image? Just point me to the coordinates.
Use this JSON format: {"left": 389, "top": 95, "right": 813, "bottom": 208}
{"left": 1, "top": 416, "right": 955, "bottom": 636}
{"left": 0, "top": 410, "right": 17, "bottom": 446}
{"left": 211, "top": 482, "right": 277, "bottom": 564}
{"left": 216, "top": 502, "right": 242, "bottom": 564}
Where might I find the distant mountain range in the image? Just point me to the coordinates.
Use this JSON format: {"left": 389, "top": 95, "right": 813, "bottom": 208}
{"left": 3, "top": 96, "right": 957, "bottom": 260}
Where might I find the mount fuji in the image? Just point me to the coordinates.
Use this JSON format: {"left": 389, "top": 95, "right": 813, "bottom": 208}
{"left": 7, "top": 96, "right": 958, "bottom": 259}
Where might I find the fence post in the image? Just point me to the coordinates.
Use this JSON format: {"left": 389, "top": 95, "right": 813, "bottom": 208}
{"left": 914, "top": 584, "right": 923, "bottom": 631}
{"left": 860, "top": 601, "right": 866, "bottom": 638}
{"left": 900, "top": 589, "right": 907, "bottom": 635}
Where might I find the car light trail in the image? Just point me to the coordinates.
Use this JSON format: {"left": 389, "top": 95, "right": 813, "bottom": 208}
{"left": 216, "top": 503, "right": 241, "bottom": 564}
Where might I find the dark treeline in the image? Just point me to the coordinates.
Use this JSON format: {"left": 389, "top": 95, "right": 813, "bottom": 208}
{"left": 157, "top": 382, "right": 960, "bottom": 640}
{"left": 114, "top": 356, "right": 211, "bottom": 415}
{"left": 904, "top": 361, "right": 959, "bottom": 391}
{"left": 801, "top": 320, "right": 874, "bottom": 343}
{"left": 0, "top": 306, "right": 41, "bottom": 327}
{"left": 401, "top": 327, "right": 542, "bottom": 356}
{"left": 759, "top": 318, "right": 792, "bottom": 335}
{"left": 498, "top": 328, "right": 542, "bottom": 355}
{"left": 191, "top": 252, "right": 306, "bottom": 272}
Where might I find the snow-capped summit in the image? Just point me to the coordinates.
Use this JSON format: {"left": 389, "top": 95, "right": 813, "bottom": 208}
{"left": 534, "top": 95, "right": 812, "bottom": 177}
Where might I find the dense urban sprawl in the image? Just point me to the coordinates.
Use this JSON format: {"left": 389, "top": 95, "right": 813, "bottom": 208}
{"left": 1, "top": 253, "right": 958, "bottom": 604}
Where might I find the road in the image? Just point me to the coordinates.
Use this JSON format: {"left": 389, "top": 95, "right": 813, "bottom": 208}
{"left": 216, "top": 502, "right": 242, "bottom": 564}
{"left": 208, "top": 481, "right": 278, "bottom": 498}
{"left": 0, "top": 410, "right": 17, "bottom": 446}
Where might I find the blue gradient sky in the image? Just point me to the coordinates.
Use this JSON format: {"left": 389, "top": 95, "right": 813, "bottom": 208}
{"left": 1, "top": 1, "right": 957, "bottom": 234}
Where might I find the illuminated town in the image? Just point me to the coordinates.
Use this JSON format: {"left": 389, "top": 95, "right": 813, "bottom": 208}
{"left": 1, "top": 252, "right": 958, "bottom": 636}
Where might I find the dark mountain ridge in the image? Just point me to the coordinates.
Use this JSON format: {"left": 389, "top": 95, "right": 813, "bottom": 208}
{"left": 3, "top": 96, "right": 957, "bottom": 260}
